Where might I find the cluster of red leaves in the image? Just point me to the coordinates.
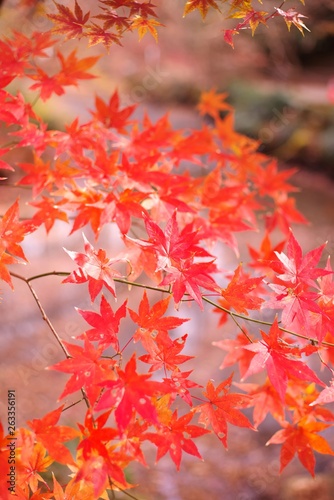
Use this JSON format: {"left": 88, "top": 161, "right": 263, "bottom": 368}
{"left": 7, "top": 0, "right": 309, "bottom": 49}
{"left": 1, "top": 2, "right": 334, "bottom": 499}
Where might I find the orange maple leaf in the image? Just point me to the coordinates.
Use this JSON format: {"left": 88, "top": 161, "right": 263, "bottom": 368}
{"left": 183, "top": 0, "right": 221, "bottom": 19}
{"left": 27, "top": 406, "right": 79, "bottom": 465}
{"left": 267, "top": 417, "right": 334, "bottom": 475}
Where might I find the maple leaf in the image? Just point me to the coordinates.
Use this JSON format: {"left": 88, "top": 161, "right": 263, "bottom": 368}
{"left": 86, "top": 22, "right": 123, "bottom": 49}
{"left": 48, "top": 339, "right": 117, "bottom": 406}
{"left": 242, "top": 318, "right": 324, "bottom": 401}
{"left": 223, "top": 28, "right": 239, "bottom": 48}
{"left": 101, "top": 188, "right": 149, "bottom": 235}
{"left": 76, "top": 295, "right": 127, "bottom": 351}
{"left": 160, "top": 259, "right": 219, "bottom": 309}
{"left": 17, "top": 442, "right": 53, "bottom": 492}
{"left": 0, "top": 198, "right": 35, "bottom": 261}
{"left": 63, "top": 233, "right": 124, "bottom": 301}
{"left": 183, "top": 0, "right": 221, "bottom": 19}
{"left": 93, "top": 9, "right": 131, "bottom": 32}
{"left": 310, "top": 378, "right": 334, "bottom": 406}
{"left": 145, "top": 410, "right": 210, "bottom": 470}
{"left": 273, "top": 230, "right": 328, "bottom": 288}
{"left": 266, "top": 194, "right": 308, "bottom": 234}
{"left": 234, "top": 379, "right": 285, "bottom": 428}
{"left": 57, "top": 49, "right": 99, "bottom": 86}
{"left": 197, "top": 88, "right": 232, "bottom": 119}
{"left": 48, "top": 0, "right": 90, "bottom": 39}
{"left": 275, "top": 7, "right": 310, "bottom": 35}
{"left": 0, "top": 249, "right": 19, "bottom": 289}
{"left": 27, "top": 406, "right": 79, "bottom": 465}
{"left": 212, "top": 332, "right": 256, "bottom": 378}
{"left": 30, "top": 196, "right": 69, "bottom": 233}
{"left": 77, "top": 410, "right": 118, "bottom": 462}
{"left": 65, "top": 187, "right": 105, "bottom": 237}
{"left": 285, "top": 379, "right": 334, "bottom": 423}
{"left": 51, "top": 473, "right": 83, "bottom": 500}
{"left": 193, "top": 375, "right": 254, "bottom": 447}
{"left": 248, "top": 232, "right": 286, "bottom": 272}
{"left": 134, "top": 210, "right": 212, "bottom": 271}
{"left": 90, "top": 91, "right": 136, "bottom": 133}
{"left": 220, "top": 264, "right": 264, "bottom": 315}
{"left": 163, "top": 369, "right": 202, "bottom": 406}
{"left": 266, "top": 417, "right": 334, "bottom": 475}
{"left": 74, "top": 410, "right": 131, "bottom": 495}
{"left": 96, "top": 354, "right": 167, "bottom": 432}
{"left": 317, "top": 256, "right": 334, "bottom": 296}
{"left": 128, "top": 1, "right": 158, "bottom": 18}
{"left": 140, "top": 333, "right": 194, "bottom": 372}
{"left": 131, "top": 16, "right": 164, "bottom": 42}
{"left": 74, "top": 453, "right": 129, "bottom": 497}
{"left": 128, "top": 290, "right": 188, "bottom": 345}
{"left": 18, "top": 154, "right": 79, "bottom": 198}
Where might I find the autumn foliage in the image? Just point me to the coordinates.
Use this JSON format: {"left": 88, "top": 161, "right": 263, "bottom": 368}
{"left": 1, "top": 1, "right": 334, "bottom": 498}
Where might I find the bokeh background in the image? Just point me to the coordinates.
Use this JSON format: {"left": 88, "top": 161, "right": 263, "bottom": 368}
{"left": 1, "top": 1, "right": 334, "bottom": 498}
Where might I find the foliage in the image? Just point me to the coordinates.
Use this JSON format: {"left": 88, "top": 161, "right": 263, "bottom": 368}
{"left": 1, "top": 1, "right": 334, "bottom": 499}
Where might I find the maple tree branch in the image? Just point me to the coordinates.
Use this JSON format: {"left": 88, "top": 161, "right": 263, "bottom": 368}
{"left": 10, "top": 271, "right": 70, "bottom": 358}
{"left": 62, "top": 397, "right": 85, "bottom": 412}
{"left": 12, "top": 271, "right": 334, "bottom": 349}
{"left": 202, "top": 296, "right": 334, "bottom": 349}
{"left": 108, "top": 478, "right": 140, "bottom": 500}
{"left": 229, "top": 312, "right": 253, "bottom": 343}
{"left": 10, "top": 271, "right": 91, "bottom": 409}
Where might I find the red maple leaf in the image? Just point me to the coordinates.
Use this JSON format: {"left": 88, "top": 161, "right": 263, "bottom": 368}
{"left": 0, "top": 199, "right": 35, "bottom": 287}
{"left": 139, "top": 333, "right": 193, "bottom": 372}
{"left": 29, "top": 196, "right": 69, "bottom": 234}
{"left": 145, "top": 410, "right": 210, "bottom": 470}
{"left": 212, "top": 332, "right": 256, "bottom": 378}
{"left": 242, "top": 318, "right": 324, "bottom": 401}
{"left": 133, "top": 210, "right": 212, "bottom": 271}
{"left": 27, "top": 406, "right": 79, "bottom": 465}
{"left": 234, "top": 379, "right": 285, "bottom": 428}
{"left": 266, "top": 417, "right": 334, "bottom": 475}
{"left": 29, "top": 50, "right": 98, "bottom": 101}
{"left": 193, "top": 374, "right": 254, "bottom": 447}
{"left": 63, "top": 233, "right": 124, "bottom": 301}
{"left": 220, "top": 264, "right": 264, "bottom": 315}
{"left": 48, "top": 339, "right": 117, "bottom": 406}
{"left": 273, "top": 230, "right": 329, "bottom": 287}
{"left": 160, "top": 259, "right": 219, "bottom": 309}
{"left": 128, "top": 290, "right": 188, "bottom": 345}
{"left": 76, "top": 295, "right": 127, "bottom": 351}
{"left": 90, "top": 91, "right": 136, "bottom": 133}
{"left": 77, "top": 410, "right": 118, "bottom": 462}
{"left": 163, "top": 369, "right": 202, "bottom": 406}
{"left": 95, "top": 354, "right": 167, "bottom": 432}
{"left": 0, "top": 198, "right": 35, "bottom": 261}
{"left": 48, "top": 0, "right": 90, "bottom": 39}
{"left": 248, "top": 232, "right": 286, "bottom": 272}
{"left": 86, "top": 23, "right": 123, "bottom": 49}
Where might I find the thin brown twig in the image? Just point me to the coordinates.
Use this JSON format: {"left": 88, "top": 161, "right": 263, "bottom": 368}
{"left": 9, "top": 271, "right": 91, "bottom": 409}
{"left": 10, "top": 271, "right": 334, "bottom": 349}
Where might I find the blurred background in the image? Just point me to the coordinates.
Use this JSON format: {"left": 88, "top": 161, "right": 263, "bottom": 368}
{"left": 0, "top": 1, "right": 334, "bottom": 498}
